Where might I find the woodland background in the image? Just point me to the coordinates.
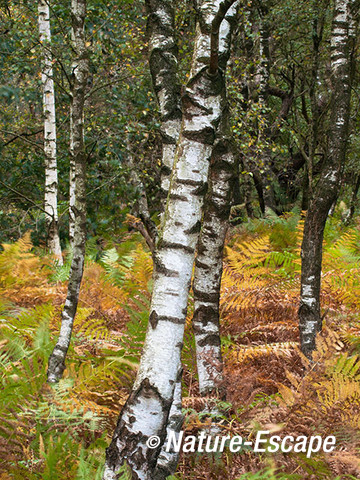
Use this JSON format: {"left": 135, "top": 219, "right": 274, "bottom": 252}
{"left": 1, "top": 0, "right": 360, "bottom": 479}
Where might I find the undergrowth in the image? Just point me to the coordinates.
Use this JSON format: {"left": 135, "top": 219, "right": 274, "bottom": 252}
{"left": 1, "top": 214, "right": 360, "bottom": 479}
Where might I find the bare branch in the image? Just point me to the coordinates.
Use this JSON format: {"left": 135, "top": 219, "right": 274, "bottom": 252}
{"left": 125, "top": 214, "right": 155, "bottom": 256}
{"left": 209, "top": 0, "right": 238, "bottom": 75}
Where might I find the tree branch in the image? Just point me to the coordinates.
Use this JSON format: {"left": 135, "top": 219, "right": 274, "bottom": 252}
{"left": 2, "top": 128, "right": 42, "bottom": 147}
{"left": 0, "top": 179, "right": 50, "bottom": 217}
{"left": 209, "top": 0, "right": 238, "bottom": 75}
{"left": 0, "top": 129, "right": 44, "bottom": 151}
{"left": 125, "top": 214, "right": 155, "bottom": 256}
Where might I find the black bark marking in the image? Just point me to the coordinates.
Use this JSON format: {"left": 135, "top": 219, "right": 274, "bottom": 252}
{"left": 149, "top": 310, "right": 159, "bottom": 329}
{"left": 195, "top": 258, "right": 210, "bottom": 270}
{"left": 184, "top": 220, "right": 202, "bottom": 234}
{"left": 182, "top": 93, "right": 213, "bottom": 115}
{"left": 191, "top": 181, "right": 208, "bottom": 196}
{"left": 161, "top": 164, "right": 172, "bottom": 176}
{"left": 156, "top": 315, "right": 184, "bottom": 325}
{"left": 175, "top": 178, "right": 203, "bottom": 187}
{"left": 193, "top": 304, "right": 219, "bottom": 330}
{"left": 192, "top": 287, "right": 219, "bottom": 303}
{"left": 198, "top": 334, "right": 221, "bottom": 347}
{"left": 169, "top": 193, "right": 188, "bottom": 201}
{"left": 161, "top": 240, "right": 195, "bottom": 254}
{"left": 155, "top": 259, "right": 179, "bottom": 278}
{"left": 183, "top": 127, "right": 215, "bottom": 145}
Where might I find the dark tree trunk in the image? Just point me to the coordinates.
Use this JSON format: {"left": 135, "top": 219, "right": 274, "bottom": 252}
{"left": 299, "top": 0, "right": 355, "bottom": 358}
{"left": 347, "top": 174, "right": 360, "bottom": 222}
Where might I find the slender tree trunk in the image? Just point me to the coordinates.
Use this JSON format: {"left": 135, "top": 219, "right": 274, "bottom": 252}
{"left": 69, "top": 112, "right": 76, "bottom": 246}
{"left": 38, "top": 0, "right": 63, "bottom": 265}
{"left": 47, "top": 0, "right": 89, "bottom": 382}
{"left": 145, "top": 2, "right": 183, "bottom": 471}
{"left": 192, "top": 1, "right": 238, "bottom": 398}
{"left": 146, "top": 0, "right": 182, "bottom": 201}
{"left": 193, "top": 121, "right": 235, "bottom": 398}
{"left": 254, "top": 3, "right": 278, "bottom": 214}
{"left": 125, "top": 135, "right": 157, "bottom": 252}
{"left": 103, "top": 2, "right": 236, "bottom": 479}
{"left": 299, "top": 0, "right": 355, "bottom": 358}
{"left": 347, "top": 174, "right": 360, "bottom": 222}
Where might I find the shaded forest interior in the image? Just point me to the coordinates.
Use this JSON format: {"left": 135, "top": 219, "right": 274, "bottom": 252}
{"left": 1, "top": 0, "right": 360, "bottom": 479}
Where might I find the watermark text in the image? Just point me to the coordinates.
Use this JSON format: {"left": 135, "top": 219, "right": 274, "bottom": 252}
{"left": 146, "top": 431, "right": 336, "bottom": 458}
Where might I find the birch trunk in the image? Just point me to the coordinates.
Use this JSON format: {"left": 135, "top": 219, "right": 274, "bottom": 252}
{"left": 47, "top": 0, "right": 89, "bottom": 382}
{"left": 145, "top": 1, "right": 183, "bottom": 469}
{"left": 103, "top": 2, "right": 236, "bottom": 478}
{"left": 193, "top": 122, "right": 235, "bottom": 397}
{"left": 192, "top": 2, "right": 238, "bottom": 398}
{"left": 299, "top": 0, "right": 355, "bottom": 358}
{"left": 69, "top": 112, "right": 76, "bottom": 246}
{"left": 146, "top": 0, "right": 182, "bottom": 200}
{"left": 38, "top": 0, "right": 63, "bottom": 265}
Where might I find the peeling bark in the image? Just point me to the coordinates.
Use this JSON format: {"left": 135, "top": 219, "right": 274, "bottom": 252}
{"left": 103, "top": 2, "right": 236, "bottom": 478}
{"left": 299, "top": 0, "right": 356, "bottom": 358}
{"left": 47, "top": 0, "right": 89, "bottom": 382}
{"left": 38, "top": 0, "right": 62, "bottom": 264}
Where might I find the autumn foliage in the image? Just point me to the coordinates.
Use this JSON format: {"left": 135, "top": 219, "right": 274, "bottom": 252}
{"left": 1, "top": 214, "right": 360, "bottom": 479}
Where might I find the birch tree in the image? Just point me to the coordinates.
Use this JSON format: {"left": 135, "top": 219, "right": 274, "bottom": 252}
{"left": 127, "top": 0, "right": 183, "bottom": 250}
{"left": 193, "top": 122, "right": 235, "bottom": 398}
{"left": 38, "top": 0, "right": 62, "bottom": 264}
{"left": 103, "top": 1, "right": 237, "bottom": 478}
{"left": 47, "top": 0, "right": 89, "bottom": 382}
{"left": 299, "top": 0, "right": 356, "bottom": 358}
{"left": 192, "top": 2, "right": 238, "bottom": 398}
{"left": 144, "top": 2, "right": 183, "bottom": 475}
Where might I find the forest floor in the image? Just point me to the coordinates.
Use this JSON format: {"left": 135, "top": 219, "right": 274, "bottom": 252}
{"left": 1, "top": 212, "right": 360, "bottom": 479}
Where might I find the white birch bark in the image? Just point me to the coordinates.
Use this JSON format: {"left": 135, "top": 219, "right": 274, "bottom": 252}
{"left": 145, "top": 1, "right": 183, "bottom": 469}
{"left": 103, "top": 2, "right": 236, "bottom": 479}
{"left": 193, "top": 126, "right": 235, "bottom": 397}
{"left": 47, "top": 0, "right": 89, "bottom": 382}
{"left": 299, "top": 0, "right": 356, "bottom": 357}
{"left": 38, "top": 0, "right": 63, "bottom": 265}
{"left": 192, "top": 1, "right": 238, "bottom": 397}
{"left": 146, "top": 0, "right": 182, "bottom": 199}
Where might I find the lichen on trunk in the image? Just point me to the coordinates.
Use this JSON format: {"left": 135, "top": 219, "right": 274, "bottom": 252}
{"left": 299, "top": 0, "right": 356, "bottom": 358}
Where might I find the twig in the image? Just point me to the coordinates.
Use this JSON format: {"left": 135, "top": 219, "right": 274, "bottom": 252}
{"left": 0, "top": 179, "right": 50, "bottom": 218}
